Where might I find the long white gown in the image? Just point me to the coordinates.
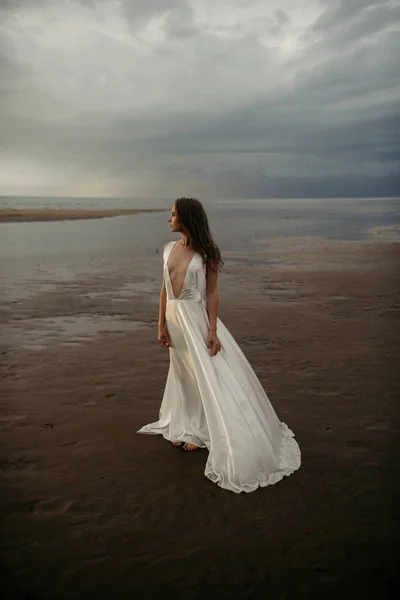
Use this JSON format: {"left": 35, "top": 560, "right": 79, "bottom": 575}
{"left": 138, "top": 241, "right": 301, "bottom": 493}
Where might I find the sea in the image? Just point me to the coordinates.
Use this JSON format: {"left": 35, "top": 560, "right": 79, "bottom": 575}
{"left": 1, "top": 195, "right": 399, "bottom": 292}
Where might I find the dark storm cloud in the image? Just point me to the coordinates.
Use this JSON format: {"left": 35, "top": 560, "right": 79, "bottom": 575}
{"left": 0, "top": 0, "right": 399, "bottom": 197}
{"left": 313, "top": 1, "right": 400, "bottom": 51}
{"left": 122, "top": 0, "right": 191, "bottom": 23}
{"left": 315, "top": 0, "right": 384, "bottom": 30}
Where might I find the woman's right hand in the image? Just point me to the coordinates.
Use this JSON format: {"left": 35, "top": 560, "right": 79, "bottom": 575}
{"left": 158, "top": 325, "right": 172, "bottom": 349}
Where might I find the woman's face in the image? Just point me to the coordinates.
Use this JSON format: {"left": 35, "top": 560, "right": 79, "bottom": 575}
{"left": 168, "top": 205, "right": 181, "bottom": 232}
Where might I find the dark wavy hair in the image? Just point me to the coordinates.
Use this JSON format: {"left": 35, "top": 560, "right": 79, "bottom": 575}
{"left": 175, "top": 197, "right": 223, "bottom": 273}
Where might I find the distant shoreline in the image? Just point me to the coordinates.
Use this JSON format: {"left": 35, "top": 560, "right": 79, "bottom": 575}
{"left": 0, "top": 208, "right": 167, "bottom": 223}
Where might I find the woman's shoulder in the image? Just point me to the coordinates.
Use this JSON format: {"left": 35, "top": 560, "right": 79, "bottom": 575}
{"left": 163, "top": 240, "right": 175, "bottom": 251}
{"left": 162, "top": 241, "right": 175, "bottom": 260}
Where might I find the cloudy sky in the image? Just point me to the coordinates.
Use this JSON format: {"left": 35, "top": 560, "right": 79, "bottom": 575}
{"left": 0, "top": 0, "right": 399, "bottom": 199}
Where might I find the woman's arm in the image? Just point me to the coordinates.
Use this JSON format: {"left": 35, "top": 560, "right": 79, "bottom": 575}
{"left": 158, "top": 277, "right": 167, "bottom": 328}
{"left": 158, "top": 277, "right": 171, "bottom": 348}
{"left": 206, "top": 266, "right": 221, "bottom": 356}
{"left": 206, "top": 267, "right": 218, "bottom": 332}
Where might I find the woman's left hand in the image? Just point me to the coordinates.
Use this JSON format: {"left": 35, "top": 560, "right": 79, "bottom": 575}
{"left": 207, "top": 331, "right": 221, "bottom": 357}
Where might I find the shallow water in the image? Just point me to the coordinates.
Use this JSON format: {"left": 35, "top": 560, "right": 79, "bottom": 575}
{"left": 1, "top": 196, "right": 398, "bottom": 304}
{"left": 1, "top": 197, "right": 398, "bottom": 262}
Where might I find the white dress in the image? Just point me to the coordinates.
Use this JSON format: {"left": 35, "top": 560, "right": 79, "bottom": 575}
{"left": 138, "top": 241, "right": 301, "bottom": 493}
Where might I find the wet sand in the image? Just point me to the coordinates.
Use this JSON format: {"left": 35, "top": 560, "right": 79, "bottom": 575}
{"left": 1, "top": 238, "right": 399, "bottom": 599}
{"left": 0, "top": 208, "right": 167, "bottom": 222}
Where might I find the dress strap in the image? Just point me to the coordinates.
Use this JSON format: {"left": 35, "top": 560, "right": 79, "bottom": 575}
{"left": 163, "top": 241, "right": 176, "bottom": 263}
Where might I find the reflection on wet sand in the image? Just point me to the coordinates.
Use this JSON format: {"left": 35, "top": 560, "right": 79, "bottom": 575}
{"left": 2, "top": 315, "right": 150, "bottom": 351}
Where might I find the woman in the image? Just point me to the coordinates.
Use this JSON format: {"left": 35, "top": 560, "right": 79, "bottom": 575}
{"left": 138, "top": 197, "right": 301, "bottom": 493}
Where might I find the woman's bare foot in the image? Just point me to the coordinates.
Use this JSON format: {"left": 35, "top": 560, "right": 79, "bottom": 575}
{"left": 171, "top": 441, "right": 183, "bottom": 447}
{"left": 182, "top": 442, "right": 198, "bottom": 452}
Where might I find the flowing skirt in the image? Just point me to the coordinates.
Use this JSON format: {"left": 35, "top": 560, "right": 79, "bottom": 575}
{"left": 138, "top": 299, "right": 301, "bottom": 493}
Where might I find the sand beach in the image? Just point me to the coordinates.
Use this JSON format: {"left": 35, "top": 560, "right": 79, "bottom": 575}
{"left": 1, "top": 217, "right": 399, "bottom": 598}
